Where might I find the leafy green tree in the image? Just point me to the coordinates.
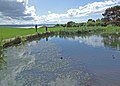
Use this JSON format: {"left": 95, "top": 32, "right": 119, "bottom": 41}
{"left": 95, "top": 19, "right": 106, "bottom": 26}
{"left": 61, "top": 24, "right": 66, "bottom": 27}
{"left": 102, "top": 5, "right": 120, "bottom": 26}
{"left": 66, "top": 21, "right": 75, "bottom": 27}
{"left": 55, "top": 24, "right": 60, "bottom": 27}
{"left": 79, "top": 23, "right": 86, "bottom": 27}
{"left": 88, "top": 19, "right": 95, "bottom": 22}
{"left": 87, "top": 19, "right": 95, "bottom": 26}
{"left": 55, "top": 24, "right": 66, "bottom": 27}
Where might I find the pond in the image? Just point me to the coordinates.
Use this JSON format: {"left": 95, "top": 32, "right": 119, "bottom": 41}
{"left": 0, "top": 34, "right": 120, "bottom": 86}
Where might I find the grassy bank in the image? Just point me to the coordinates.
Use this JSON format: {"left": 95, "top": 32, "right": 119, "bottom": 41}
{"left": 0, "top": 27, "right": 64, "bottom": 40}
{"left": 0, "top": 26, "right": 120, "bottom": 47}
{"left": 0, "top": 26, "right": 120, "bottom": 41}
{"left": 62, "top": 26, "right": 120, "bottom": 33}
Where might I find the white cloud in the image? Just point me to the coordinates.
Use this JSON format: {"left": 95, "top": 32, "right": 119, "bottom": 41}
{"left": 68, "top": 35, "right": 104, "bottom": 47}
{"left": 39, "top": 0, "right": 120, "bottom": 24}
{"left": 0, "top": 0, "right": 39, "bottom": 24}
{"left": 48, "top": 11, "right": 52, "bottom": 14}
{"left": 0, "top": 0, "right": 120, "bottom": 24}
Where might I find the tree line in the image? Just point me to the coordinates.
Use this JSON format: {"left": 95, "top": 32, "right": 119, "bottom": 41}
{"left": 55, "top": 5, "right": 120, "bottom": 27}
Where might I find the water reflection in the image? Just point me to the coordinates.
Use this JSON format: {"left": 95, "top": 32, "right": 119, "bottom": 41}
{"left": 58, "top": 33, "right": 120, "bottom": 51}
{"left": 67, "top": 35, "right": 104, "bottom": 47}
{"left": 0, "top": 41, "right": 95, "bottom": 86}
{"left": 0, "top": 33, "right": 120, "bottom": 86}
{"left": 0, "top": 47, "right": 6, "bottom": 70}
{"left": 102, "top": 34, "right": 120, "bottom": 51}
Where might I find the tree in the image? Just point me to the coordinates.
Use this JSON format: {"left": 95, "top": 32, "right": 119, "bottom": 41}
{"left": 87, "top": 19, "right": 95, "bottom": 26}
{"left": 61, "top": 24, "right": 66, "bottom": 27}
{"left": 66, "top": 21, "right": 75, "bottom": 27}
{"left": 88, "top": 19, "right": 95, "bottom": 22}
{"left": 79, "top": 23, "right": 86, "bottom": 27}
{"left": 95, "top": 19, "right": 106, "bottom": 26}
{"left": 102, "top": 5, "right": 120, "bottom": 26}
{"left": 55, "top": 24, "right": 66, "bottom": 27}
{"left": 55, "top": 24, "right": 60, "bottom": 27}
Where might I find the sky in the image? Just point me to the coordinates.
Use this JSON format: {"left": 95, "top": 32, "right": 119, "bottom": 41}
{"left": 0, "top": 0, "right": 120, "bottom": 24}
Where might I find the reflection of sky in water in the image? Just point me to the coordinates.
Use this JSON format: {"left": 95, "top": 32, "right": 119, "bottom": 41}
{"left": 1, "top": 35, "right": 120, "bottom": 86}
{"left": 0, "top": 41, "right": 95, "bottom": 86}
{"left": 68, "top": 35, "right": 104, "bottom": 47}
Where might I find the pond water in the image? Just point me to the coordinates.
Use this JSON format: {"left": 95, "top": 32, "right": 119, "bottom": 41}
{"left": 0, "top": 34, "right": 120, "bottom": 86}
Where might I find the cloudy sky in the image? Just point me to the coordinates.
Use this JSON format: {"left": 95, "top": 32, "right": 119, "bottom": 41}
{"left": 0, "top": 0, "right": 120, "bottom": 24}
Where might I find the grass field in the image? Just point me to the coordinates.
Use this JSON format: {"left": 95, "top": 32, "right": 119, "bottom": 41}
{"left": 0, "top": 26, "right": 120, "bottom": 41}
{"left": 0, "top": 27, "right": 64, "bottom": 40}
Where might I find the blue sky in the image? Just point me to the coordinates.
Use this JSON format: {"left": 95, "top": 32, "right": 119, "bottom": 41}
{"left": 29, "top": 0, "right": 104, "bottom": 15}
{"left": 0, "top": 0, "right": 120, "bottom": 24}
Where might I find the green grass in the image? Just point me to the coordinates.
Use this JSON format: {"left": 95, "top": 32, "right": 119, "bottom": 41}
{"left": 101, "top": 26, "right": 120, "bottom": 33}
{"left": 0, "top": 26, "right": 120, "bottom": 41}
{"left": 0, "top": 27, "right": 64, "bottom": 40}
{"left": 62, "top": 26, "right": 120, "bottom": 34}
